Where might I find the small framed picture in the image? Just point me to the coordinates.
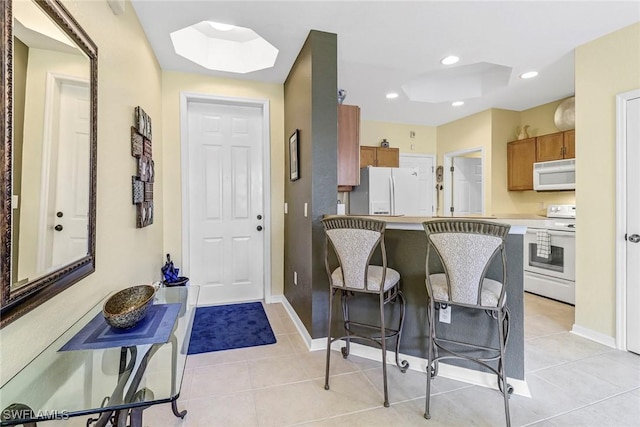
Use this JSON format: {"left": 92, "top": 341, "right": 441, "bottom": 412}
{"left": 136, "top": 201, "right": 154, "bottom": 228}
{"left": 135, "top": 106, "right": 152, "bottom": 140}
{"left": 132, "top": 177, "right": 144, "bottom": 204}
{"left": 289, "top": 129, "right": 299, "bottom": 181}
{"left": 138, "top": 155, "right": 151, "bottom": 182}
{"left": 143, "top": 137, "right": 152, "bottom": 157}
{"left": 131, "top": 127, "right": 143, "bottom": 157}
{"left": 144, "top": 182, "right": 153, "bottom": 201}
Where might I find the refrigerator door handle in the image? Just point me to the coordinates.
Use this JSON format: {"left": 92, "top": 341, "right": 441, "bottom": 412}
{"left": 390, "top": 175, "right": 395, "bottom": 215}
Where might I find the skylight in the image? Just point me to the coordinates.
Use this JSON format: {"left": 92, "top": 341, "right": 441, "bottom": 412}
{"left": 170, "top": 20, "right": 278, "bottom": 73}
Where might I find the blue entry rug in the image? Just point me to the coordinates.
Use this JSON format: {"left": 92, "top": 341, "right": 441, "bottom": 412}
{"left": 187, "top": 302, "right": 276, "bottom": 354}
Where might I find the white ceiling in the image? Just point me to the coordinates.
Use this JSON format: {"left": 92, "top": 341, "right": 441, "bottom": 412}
{"left": 130, "top": 1, "right": 640, "bottom": 127}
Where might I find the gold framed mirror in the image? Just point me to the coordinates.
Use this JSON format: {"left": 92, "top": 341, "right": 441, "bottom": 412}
{"left": 1, "top": 0, "right": 97, "bottom": 327}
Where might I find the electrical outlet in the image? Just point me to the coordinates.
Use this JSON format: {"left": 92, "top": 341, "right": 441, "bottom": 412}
{"left": 439, "top": 305, "right": 451, "bottom": 324}
{"left": 294, "top": 271, "right": 297, "bottom": 285}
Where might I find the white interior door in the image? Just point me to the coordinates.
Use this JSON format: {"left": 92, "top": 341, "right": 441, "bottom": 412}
{"left": 400, "top": 154, "right": 435, "bottom": 216}
{"left": 187, "top": 100, "right": 265, "bottom": 304}
{"left": 626, "top": 95, "right": 640, "bottom": 354}
{"left": 50, "top": 81, "right": 90, "bottom": 267}
{"left": 452, "top": 156, "right": 482, "bottom": 215}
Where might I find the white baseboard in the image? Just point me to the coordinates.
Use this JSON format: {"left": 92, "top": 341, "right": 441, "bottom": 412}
{"left": 277, "top": 296, "right": 530, "bottom": 397}
{"left": 571, "top": 324, "right": 617, "bottom": 349}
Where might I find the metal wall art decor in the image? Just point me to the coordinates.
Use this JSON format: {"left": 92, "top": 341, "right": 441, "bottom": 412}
{"left": 131, "top": 106, "right": 154, "bottom": 228}
{"left": 289, "top": 129, "right": 300, "bottom": 181}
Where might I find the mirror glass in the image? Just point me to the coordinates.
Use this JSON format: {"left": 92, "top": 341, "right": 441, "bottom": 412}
{"left": 1, "top": 0, "right": 97, "bottom": 327}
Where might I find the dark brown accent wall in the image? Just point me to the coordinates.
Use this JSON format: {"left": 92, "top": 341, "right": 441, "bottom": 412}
{"left": 284, "top": 30, "right": 337, "bottom": 338}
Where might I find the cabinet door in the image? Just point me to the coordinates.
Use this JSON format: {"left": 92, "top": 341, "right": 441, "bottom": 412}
{"left": 563, "top": 129, "right": 575, "bottom": 159}
{"left": 360, "top": 146, "right": 377, "bottom": 168}
{"left": 536, "top": 132, "right": 564, "bottom": 162}
{"left": 508, "top": 138, "right": 536, "bottom": 190}
{"left": 337, "top": 105, "right": 360, "bottom": 188}
{"left": 376, "top": 147, "right": 399, "bottom": 167}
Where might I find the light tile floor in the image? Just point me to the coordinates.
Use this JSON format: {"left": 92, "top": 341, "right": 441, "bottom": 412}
{"left": 143, "top": 293, "right": 640, "bottom": 426}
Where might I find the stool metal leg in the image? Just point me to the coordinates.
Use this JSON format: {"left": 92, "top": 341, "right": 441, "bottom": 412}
{"left": 498, "top": 308, "right": 511, "bottom": 427}
{"left": 424, "top": 297, "right": 434, "bottom": 419}
{"left": 341, "top": 290, "right": 351, "bottom": 358}
{"left": 379, "top": 291, "right": 389, "bottom": 407}
{"left": 394, "top": 291, "right": 409, "bottom": 372}
{"left": 325, "top": 288, "right": 335, "bottom": 391}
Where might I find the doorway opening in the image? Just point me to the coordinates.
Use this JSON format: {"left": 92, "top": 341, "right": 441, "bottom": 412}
{"left": 443, "top": 147, "right": 485, "bottom": 216}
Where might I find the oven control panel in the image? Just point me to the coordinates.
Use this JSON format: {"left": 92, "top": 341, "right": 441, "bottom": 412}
{"left": 547, "top": 204, "right": 576, "bottom": 219}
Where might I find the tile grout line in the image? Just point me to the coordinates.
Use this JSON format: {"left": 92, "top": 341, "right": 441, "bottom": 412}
{"left": 519, "top": 386, "right": 640, "bottom": 427}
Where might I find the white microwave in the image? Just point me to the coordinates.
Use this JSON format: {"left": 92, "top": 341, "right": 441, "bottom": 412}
{"left": 533, "top": 159, "right": 575, "bottom": 191}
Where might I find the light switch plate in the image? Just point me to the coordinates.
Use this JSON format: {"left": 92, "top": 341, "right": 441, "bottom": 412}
{"left": 439, "top": 306, "right": 451, "bottom": 324}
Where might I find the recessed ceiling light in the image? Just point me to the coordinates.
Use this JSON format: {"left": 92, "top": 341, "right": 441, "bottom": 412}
{"left": 520, "top": 71, "right": 539, "bottom": 79}
{"left": 441, "top": 55, "right": 459, "bottom": 65}
{"left": 386, "top": 92, "right": 399, "bottom": 99}
{"left": 208, "top": 21, "right": 235, "bottom": 31}
{"left": 451, "top": 101, "right": 464, "bottom": 107}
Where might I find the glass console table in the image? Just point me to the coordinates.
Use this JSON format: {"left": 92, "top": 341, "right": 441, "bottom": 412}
{"left": 0, "top": 285, "right": 198, "bottom": 427}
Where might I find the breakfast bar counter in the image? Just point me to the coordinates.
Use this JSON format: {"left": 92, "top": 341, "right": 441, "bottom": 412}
{"left": 324, "top": 215, "right": 526, "bottom": 386}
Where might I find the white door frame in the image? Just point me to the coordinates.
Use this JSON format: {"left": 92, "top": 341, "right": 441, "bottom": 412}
{"left": 443, "top": 147, "right": 485, "bottom": 216}
{"left": 399, "top": 153, "right": 436, "bottom": 216}
{"left": 615, "top": 88, "right": 640, "bottom": 350}
{"left": 180, "top": 92, "right": 272, "bottom": 302}
{"left": 37, "top": 72, "right": 89, "bottom": 271}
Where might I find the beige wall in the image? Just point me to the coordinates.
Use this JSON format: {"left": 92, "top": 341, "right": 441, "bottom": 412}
{"left": 161, "top": 71, "right": 285, "bottom": 297}
{"left": 360, "top": 120, "right": 437, "bottom": 154}
{"left": 1, "top": 0, "right": 164, "bottom": 384}
{"left": 519, "top": 98, "right": 566, "bottom": 137}
{"left": 436, "top": 109, "right": 493, "bottom": 215}
{"left": 574, "top": 22, "right": 640, "bottom": 338}
{"left": 490, "top": 108, "right": 522, "bottom": 215}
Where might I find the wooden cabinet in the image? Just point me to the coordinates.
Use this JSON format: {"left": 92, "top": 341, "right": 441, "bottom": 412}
{"left": 507, "top": 138, "right": 536, "bottom": 190}
{"left": 359, "top": 146, "right": 399, "bottom": 168}
{"left": 536, "top": 130, "right": 575, "bottom": 161}
{"left": 507, "top": 129, "right": 575, "bottom": 191}
{"left": 337, "top": 104, "right": 360, "bottom": 191}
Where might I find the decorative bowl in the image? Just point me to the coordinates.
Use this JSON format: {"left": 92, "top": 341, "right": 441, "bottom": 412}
{"left": 103, "top": 285, "right": 156, "bottom": 329}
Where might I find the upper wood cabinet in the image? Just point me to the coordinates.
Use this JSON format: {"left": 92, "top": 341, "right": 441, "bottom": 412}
{"left": 507, "top": 138, "right": 536, "bottom": 190}
{"left": 536, "top": 130, "right": 575, "bottom": 161}
{"left": 359, "top": 146, "right": 399, "bottom": 168}
{"left": 507, "top": 129, "right": 575, "bottom": 191}
{"left": 337, "top": 104, "right": 360, "bottom": 191}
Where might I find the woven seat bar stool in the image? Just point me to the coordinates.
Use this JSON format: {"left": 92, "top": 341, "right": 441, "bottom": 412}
{"left": 422, "top": 219, "right": 513, "bottom": 426}
{"left": 322, "top": 217, "right": 409, "bottom": 407}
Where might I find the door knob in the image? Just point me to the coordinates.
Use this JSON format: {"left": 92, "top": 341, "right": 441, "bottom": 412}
{"left": 55, "top": 224, "right": 63, "bottom": 231}
{"left": 56, "top": 211, "right": 64, "bottom": 218}
{"left": 257, "top": 214, "right": 262, "bottom": 220}
{"left": 257, "top": 225, "right": 263, "bottom": 231}
{"left": 629, "top": 234, "right": 640, "bottom": 243}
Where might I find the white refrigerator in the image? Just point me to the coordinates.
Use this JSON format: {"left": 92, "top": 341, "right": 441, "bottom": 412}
{"left": 350, "top": 167, "right": 420, "bottom": 216}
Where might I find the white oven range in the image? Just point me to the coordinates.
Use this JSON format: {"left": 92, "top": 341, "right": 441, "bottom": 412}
{"left": 523, "top": 205, "right": 576, "bottom": 304}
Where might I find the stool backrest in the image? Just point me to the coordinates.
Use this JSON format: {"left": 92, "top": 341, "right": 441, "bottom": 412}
{"left": 423, "top": 220, "right": 510, "bottom": 306}
{"left": 322, "top": 217, "right": 385, "bottom": 290}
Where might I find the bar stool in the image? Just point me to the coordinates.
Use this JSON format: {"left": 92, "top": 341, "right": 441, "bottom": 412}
{"left": 321, "top": 217, "right": 409, "bottom": 407}
{"left": 422, "top": 219, "right": 512, "bottom": 426}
